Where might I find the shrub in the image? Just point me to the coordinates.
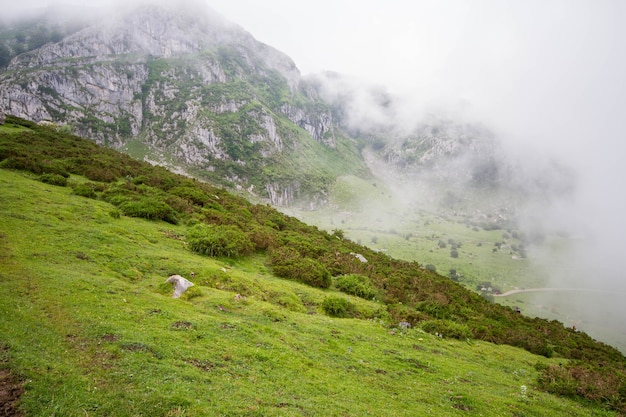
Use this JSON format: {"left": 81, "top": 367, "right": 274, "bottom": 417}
{"left": 536, "top": 362, "right": 626, "bottom": 413}
{"left": 72, "top": 182, "right": 97, "bottom": 198}
{"left": 247, "top": 225, "right": 278, "bottom": 250}
{"left": 322, "top": 296, "right": 356, "bottom": 318}
{"left": 38, "top": 173, "right": 67, "bottom": 186}
{"left": 119, "top": 197, "right": 178, "bottom": 224}
{"left": 387, "top": 304, "right": 429, "bottom": 325}
{"left": 267, "top": 246, "right": 299, "bottom": 265}
{"left": 0, "top": 156, "right": 44, "bottom": 173}
{"left": 421, "top": 319, "right": 473, "bottom": 340}
{"left": 84, "top": 167, "right": 119, "bottom": 182}
{"left": 272, "top": 257, "right": 332, "bottom": 289}
{"left": 41, "top": 160, "right": 70, "bottom": 177}
{"left": 335, "top": 274, "right": 377, "bottom": 299}
{"left": 268, "top": 247, "right": 331, "bottom": 288}
{"left": 165, "top": 195, "right": 194, "bottom": 215}
{"left": 187, "top": 224, "right": 254, "bottom": 258}
{"left": 169, "top": 186, "right": 209, "bottom": 206}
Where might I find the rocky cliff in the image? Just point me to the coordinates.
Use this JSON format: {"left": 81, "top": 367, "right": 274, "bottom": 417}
{"left": 0, "top": 3, "right": 360, "bottom": 206}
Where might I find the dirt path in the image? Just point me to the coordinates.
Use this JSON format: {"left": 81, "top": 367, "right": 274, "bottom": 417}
{"left": 0, "top": 368, "right": 23, "bottom": 417}
{"left": 494, "top": 287, "right": 619, "bottom": 297}
{"left": 0, "top": 346, "right": 24, "bottom": 417}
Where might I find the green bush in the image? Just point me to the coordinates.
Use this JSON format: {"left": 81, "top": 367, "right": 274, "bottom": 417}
{"left": 421, "top": 319, "right": 472, "bottom": 340}
{"left": 119, "top": 197, "right": 178, "bottom": 224}
{"left": 335, "top": 274, "right": 377, "bottom": 299}
{"left": 247, "top": 224, "right": 278, "bottom": 250}
{"left": 38, "top": 173, "right": 67, "bottom": 186}
{"left": 84, "top": 167, "right": 119, "bottom": 182}
{"left": 72, "top": 183, "right": 97, "bottom": 198}
{"left": 41, "top": 160, "right": 70, "bottom": 177}
{"left": 270, "top": 253, "right": 332, "bottom": 289}
{"left": 187, "top": 224, "right": 254, "bottom": 258}
{"left": 322, "top": 296, "right": 356, "bottom": 318}
{"left": 536, "top": 362, "right": 626, "bottom": 413}
{"left": 0, "top": 156, "right": 44, "bottom": 173}
{"left": 169, "top": 186, "right": 209, "bottom": 206}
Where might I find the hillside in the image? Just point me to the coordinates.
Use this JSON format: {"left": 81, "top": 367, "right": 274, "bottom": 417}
{"left": 1, "top": 116, "right": 626, "bottom": 415}
{"left": 0, "top": 2, "right": 580, "bottom": 313}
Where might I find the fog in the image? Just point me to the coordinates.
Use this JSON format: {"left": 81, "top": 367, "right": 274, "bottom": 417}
{"left": 4, "top": 0, "right": 626, "bottom": 342}
{"left": 202, "top": 1, "right": 626, "bottom": 344}
{"left": 209, "top": 1, "right": 626, "bottom": 286}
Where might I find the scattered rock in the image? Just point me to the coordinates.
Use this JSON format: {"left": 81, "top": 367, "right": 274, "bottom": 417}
{"left": 350, "top": 252, "right": 368, "bottom": 263}
{"left": 165, "top": 274, "right": 194, "bottom": 298}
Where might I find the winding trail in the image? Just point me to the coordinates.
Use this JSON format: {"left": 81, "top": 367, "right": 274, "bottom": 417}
{"left": 494, "top": 287, "right": 625, "bottom": 297}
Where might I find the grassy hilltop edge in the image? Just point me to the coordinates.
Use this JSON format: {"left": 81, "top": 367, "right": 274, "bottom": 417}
{"left": 1, "top": 115, "right": 625, "bottom": 416}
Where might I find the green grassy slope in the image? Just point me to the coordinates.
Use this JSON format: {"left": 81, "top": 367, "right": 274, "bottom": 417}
{"left": 0, "top": 170, "right": 618, "bottom": 417}
{"left": 1, "top": 116, "right": 626, "bottom": 415}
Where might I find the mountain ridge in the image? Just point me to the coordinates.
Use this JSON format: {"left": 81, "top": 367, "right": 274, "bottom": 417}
{"left": 0, "top": 3, "right": 360, "bottom": 207}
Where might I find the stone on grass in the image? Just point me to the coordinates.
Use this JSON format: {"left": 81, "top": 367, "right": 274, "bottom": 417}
{"left": 166, "top": 274, "right": 195, "bottom": 298}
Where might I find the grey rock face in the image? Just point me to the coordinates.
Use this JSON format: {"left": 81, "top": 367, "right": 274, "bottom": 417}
{"left": 0, "top": 4, "right": 338, "bottom": 206}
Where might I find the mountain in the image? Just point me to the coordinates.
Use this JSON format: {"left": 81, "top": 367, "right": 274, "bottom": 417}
{"left": 0, "top": 3, "right": 572, "bottom": 216}
{"left": 0, "top": 3, "right": 366, "bottom": 207}
{"left": 0, "top": 2, "right": 590, "bottom": 350}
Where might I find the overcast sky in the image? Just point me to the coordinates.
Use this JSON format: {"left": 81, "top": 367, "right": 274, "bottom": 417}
{"left": 209, "top": 1, "right": 626, "bottom": 148}
{"left": 209, "top": 1, "right": 626, "bottom": 248}
{"left": 4, "top": 0, "right": 626, "bottom": 288}
{"left": 5, "top": 1, "right": 625, "bottom": 153}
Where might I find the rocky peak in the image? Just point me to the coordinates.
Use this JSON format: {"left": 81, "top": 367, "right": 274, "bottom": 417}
{"left": 8, "top": 3, "right": 299, "bottom": 83}
{"left": 0, "top": 2, "right": 348, "bottom": 207}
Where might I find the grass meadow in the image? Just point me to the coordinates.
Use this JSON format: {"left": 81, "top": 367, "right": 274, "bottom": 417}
{"left": 0, "top": 168, "right": 619, "bottom": 416}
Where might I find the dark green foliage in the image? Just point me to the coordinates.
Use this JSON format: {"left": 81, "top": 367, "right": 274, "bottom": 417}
{"left": 38, "top": 173, "right": 67, "bottom": 186}
{"left": 322, "top": 296, "right": 356, "bottom": 318}
{"left": 74, "top": 183, "right": 97, "bottom": 198}
{"left": 119, "top": 197, "right": 178, "bottom": 224}
{"left": 83, "top": 166, "right": 120, "bottom": 182}
{"left": 187, "top": 224, "right": 254, "bottom": 258}
{"left": 536, "top": 361, "right": 626, "bottom": 413}
{"left": 335, "top": 274, "right": 377, "bottom": 300}
{"left": 169, "top": 185, "right": 209, "bottom": 206}
{"left": 331, "top": 228, "right": 345, "bottom": 239}
{"left": 246, "top": 224, "right": 278, "bottom": 250}
{"left": 268, "top": 246, "right": 332, "bottom": 288}
{"left": 164, "top": 195, "right": 194, "bottom": 215}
